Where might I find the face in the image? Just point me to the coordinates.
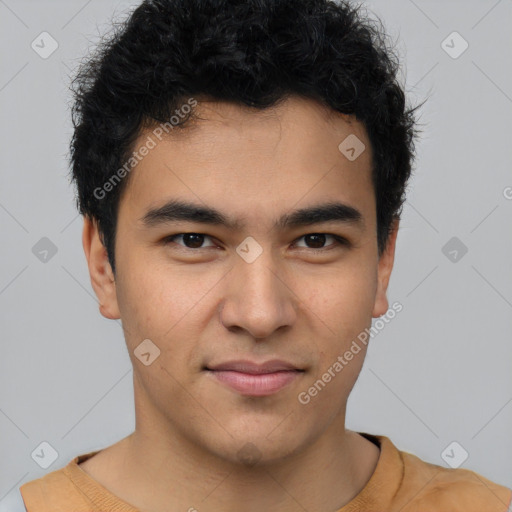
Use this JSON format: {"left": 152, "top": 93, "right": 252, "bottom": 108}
{"left": 83, "top": 95, "right": 398, "bottom": 465}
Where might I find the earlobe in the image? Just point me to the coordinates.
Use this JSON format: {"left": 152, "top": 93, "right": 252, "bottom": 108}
{"left": 82, "top": 216, "right": 121, "bottom": 320}
{"left": 372, "top": 218, "right": 399, "bottom": 318}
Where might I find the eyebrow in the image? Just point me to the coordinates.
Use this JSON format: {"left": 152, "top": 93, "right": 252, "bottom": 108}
{"left": 139, "top": 199, "right": 365, "bottom": 231}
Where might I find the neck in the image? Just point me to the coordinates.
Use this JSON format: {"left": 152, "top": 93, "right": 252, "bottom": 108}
{"left": 103, "top": 418, "right": 379, "bottom": 512}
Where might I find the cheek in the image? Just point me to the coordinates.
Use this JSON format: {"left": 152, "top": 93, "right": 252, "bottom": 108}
{"left": 301, "top": 262, "right": 376, "bottom": 401}
{"left": 114, "top": 255, "right": 219, "bottom": 357}
{"left": 308, "top": 262, "right": 377, "bottom": 334}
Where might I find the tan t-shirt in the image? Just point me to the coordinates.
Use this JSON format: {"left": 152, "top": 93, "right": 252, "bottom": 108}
{"left": 20, "top": 433, "right": 512, "bottom": 511}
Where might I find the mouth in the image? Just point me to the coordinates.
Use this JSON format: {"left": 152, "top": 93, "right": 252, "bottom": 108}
{"left": 204, "top": 360, "right": 305, "bottom": 397}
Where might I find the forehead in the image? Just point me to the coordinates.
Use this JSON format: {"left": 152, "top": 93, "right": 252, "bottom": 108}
{"left": 118, "top": 95, "right": 375, "bottom": 228}
{"left": 169, "top": 95, "right": 368, "bottom": 150}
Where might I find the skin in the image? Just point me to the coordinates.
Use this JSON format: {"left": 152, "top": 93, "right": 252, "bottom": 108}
{"left": 81, "top": 94, "right": 399, "bottom": 512}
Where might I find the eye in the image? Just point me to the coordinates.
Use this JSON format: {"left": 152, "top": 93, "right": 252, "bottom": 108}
{"left": 163, "top": 233, "right": 217, "bottom": 249}
{"left": 162, "top": 232, "right": 350, "bottom": 252}
{"left": 293, "top": 233, "right": 349, "bottom": 250}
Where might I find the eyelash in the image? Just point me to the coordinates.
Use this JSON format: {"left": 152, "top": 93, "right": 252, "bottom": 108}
{"left": 162, "top": 233, "right": 350, "bottom": 252}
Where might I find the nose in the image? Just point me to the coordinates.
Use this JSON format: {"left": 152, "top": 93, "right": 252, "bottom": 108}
{"left": 219, "top": 251, "right": 297, "bottom": 340}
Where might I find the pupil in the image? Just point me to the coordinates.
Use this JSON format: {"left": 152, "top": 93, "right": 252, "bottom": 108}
{"left": 184, "top": 233, "right": 204, "bottom": 248}
{"left": 306, "top": 234, "right": 325, "bottom": 248}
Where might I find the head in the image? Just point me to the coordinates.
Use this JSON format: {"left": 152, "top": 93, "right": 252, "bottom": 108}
{"left": 73, "top": 0, "right": 421, "bottom": 465}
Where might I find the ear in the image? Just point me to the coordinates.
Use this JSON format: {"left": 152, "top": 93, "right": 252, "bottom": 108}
{"left": 372, "top": 218, "right": 399, "bottom": 318}
{"left": 82, "top": 216, "right": 121, "bottom": 320}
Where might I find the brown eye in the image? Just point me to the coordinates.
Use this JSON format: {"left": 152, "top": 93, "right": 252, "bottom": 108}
{"left": 294, "top": 233, "right": 348, "bottom": 250}
{"left": 304, "top": 234, "right": 328, "bottom": 249}
{"left": 163, "top": 233, "right": 216, "bottom": 249}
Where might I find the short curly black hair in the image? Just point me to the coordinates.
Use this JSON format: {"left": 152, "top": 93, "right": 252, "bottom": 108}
{"left": 69, "top": 0, "right": 422, "bottom": 276}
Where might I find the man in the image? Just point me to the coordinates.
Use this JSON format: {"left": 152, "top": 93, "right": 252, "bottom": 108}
{"left": 19, "top": 0, "right": 512, "bottom": 510}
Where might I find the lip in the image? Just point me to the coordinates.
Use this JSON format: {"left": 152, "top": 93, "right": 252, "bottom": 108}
{"left": 205, "top": 359, "right": 304, "bottom": 397}
{"left": 206, "top": 359, "right": 301, "bottom": 374}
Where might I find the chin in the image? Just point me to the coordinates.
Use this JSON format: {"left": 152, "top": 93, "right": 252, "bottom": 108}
{"left": 204, "top": 425, "right": 310, "bottom": 467}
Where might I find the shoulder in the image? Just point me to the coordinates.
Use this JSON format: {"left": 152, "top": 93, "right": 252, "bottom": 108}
{"left": 397, "top": 448, "right": 512, "bottom": 512}
{"left": 19, "top": 467, "right": 80, "bottom": 512}
{"left": 19, "top": 451, "right": 100, "bottom": 512}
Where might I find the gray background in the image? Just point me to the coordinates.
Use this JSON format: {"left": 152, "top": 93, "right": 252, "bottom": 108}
{"left": 1, "top": 0, "right": 511, "bottom": 509}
